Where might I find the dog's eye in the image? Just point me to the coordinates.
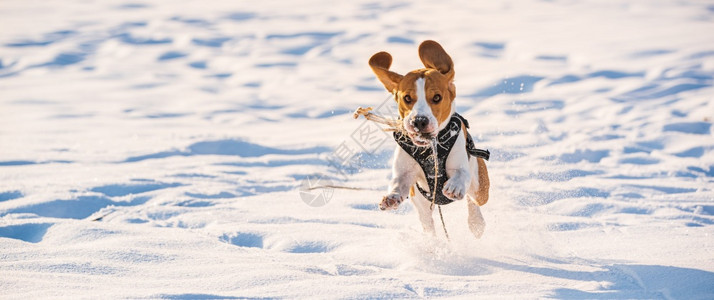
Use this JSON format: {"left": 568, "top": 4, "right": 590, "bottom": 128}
{"left": 403, "top": 95, "right": 412, "bottom": 103}
{"left": 432, "top": 94, "right": 442, "bottom": 103}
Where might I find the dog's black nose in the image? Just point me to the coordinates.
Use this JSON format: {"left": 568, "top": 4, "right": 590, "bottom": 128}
{"left": 413, "top": 116, "right": 430, "bottom": 132}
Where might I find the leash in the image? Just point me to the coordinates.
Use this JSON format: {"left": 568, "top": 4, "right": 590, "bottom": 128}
{"left": 437, "top": 205, "right": 449, "bottom": 240}
{"left": 304, "top": 184, "right": 379, "bottom": 191}
{"left": 429, "top": 138, "right": 450, "bottom": 241}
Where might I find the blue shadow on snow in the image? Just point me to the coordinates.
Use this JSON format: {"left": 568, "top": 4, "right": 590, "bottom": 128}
{"left": 91, "top": 182, "right": 183, "bottom": 197}
{"left": 0, "top": 223, "right": 53, "bottom": 243}
{"left": 156, "top": 294, "right": 262, "bottom": 300}
{"left": 466, "top": 75, "right": 544, "bottom": 98}
{"left": 2, "top": 195, "right": 151, "bottom": 219}
{"left": 124, "top": 139, "right": 330, "bottom": 163}
{"left": 0, "top": 190, "right": 23, "bottom": 202}
{"left": 547, "top": 264, "right": 714, "bottom": 299}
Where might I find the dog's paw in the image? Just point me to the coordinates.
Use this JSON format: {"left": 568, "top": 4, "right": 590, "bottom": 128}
{"left": 379, "top": 193, "right": 403, "bottom": 211}
{"left": 443, "top": 178, "right": 466, "bottom": 200}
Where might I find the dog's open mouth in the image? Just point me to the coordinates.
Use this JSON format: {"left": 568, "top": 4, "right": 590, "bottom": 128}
{"left": 408, "top": 131, "right": 435, "bottom": 147}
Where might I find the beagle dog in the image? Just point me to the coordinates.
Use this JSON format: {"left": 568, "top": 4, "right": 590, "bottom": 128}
{"left": 368, "top": 40, "right": 490, "bottom": 238}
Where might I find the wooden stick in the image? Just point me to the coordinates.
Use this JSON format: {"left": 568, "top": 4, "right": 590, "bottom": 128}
{"left": 353, "top": 107, "right": 402, "bottom": 131}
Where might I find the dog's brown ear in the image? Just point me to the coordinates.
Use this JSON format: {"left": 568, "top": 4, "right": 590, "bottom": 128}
{"left": 418, "top": 40, "right": 454, "bottom": 81}
{"left": 369, "top": 51, "right": 403, "bottom": 93}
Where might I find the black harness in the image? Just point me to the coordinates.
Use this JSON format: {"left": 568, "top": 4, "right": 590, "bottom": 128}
{"left": 393, "top": 113, "right": 490, "bottom": 205}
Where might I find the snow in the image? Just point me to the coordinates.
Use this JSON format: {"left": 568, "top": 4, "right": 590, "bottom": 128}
{"left": 1, "top": 0, "right": 713, "bottom": 298}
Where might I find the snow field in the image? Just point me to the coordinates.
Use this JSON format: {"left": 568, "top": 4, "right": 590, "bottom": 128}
{"left": 1, "top": 0, "right": 714, "bottom": 298}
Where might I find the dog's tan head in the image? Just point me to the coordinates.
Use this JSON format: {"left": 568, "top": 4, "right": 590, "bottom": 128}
{"left": 369, "top": 40, "right": 456, "bottom": 147}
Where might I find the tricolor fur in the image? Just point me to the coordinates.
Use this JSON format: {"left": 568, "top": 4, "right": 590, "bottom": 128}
{"left": 369, "top": 40, "right": 490, "bottom": 238}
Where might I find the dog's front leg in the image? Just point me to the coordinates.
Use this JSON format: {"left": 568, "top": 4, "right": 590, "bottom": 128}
{"left": 381, "top": 147, "right": 418, "bottom": 210}
{"left": 443, "top": 130, "right": 471, "bottom": 200}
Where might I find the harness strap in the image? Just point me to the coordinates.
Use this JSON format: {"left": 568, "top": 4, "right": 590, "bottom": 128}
{"left": 394, "top": 113, "right": 489, "bottom": 206}
{"left": 453, "top": 113, "right": 490, "bottom": 161}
